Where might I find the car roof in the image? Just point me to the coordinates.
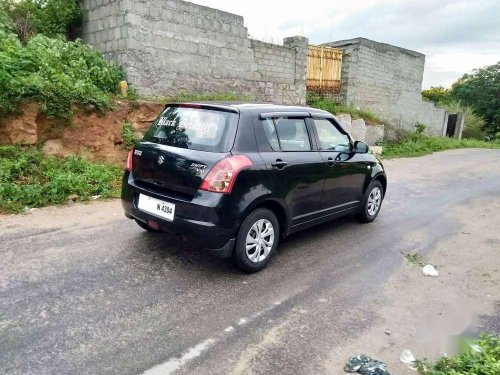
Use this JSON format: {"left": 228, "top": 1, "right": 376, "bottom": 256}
{"left": 165, "top": 102, "right": 333, "bottom": 117}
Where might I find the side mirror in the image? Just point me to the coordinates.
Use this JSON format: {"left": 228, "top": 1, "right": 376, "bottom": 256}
{"left": 354, "top": 141, "right": 369, "bottom": 153}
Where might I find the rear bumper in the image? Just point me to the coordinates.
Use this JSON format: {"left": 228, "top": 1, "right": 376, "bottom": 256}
{"left": 121, "top": 171, "right": 238, "bottom": 257}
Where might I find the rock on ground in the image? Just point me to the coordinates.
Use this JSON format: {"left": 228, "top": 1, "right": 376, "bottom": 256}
{"left": 351, "top": 118, "right": 367, "bottom": 141}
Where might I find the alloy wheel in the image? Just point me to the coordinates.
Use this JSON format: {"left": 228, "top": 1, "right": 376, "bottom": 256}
{"left": 245, "top": 219, "right": 275, "bottom": 262}
{"left": 367, "top": 186, "right": 382, "bottom": 216}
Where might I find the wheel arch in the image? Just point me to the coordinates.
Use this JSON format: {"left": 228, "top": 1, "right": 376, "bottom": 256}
{"left": 241, "top": 197, "right": 290, "bottom": 239}
{"left": 373, "top": 173, "right": 387, "bottom": 197}
{"left": 363, "top": 161, "right": 387, "bottom": 197}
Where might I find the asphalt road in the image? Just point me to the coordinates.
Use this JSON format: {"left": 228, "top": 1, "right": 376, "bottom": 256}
{"left": 1, "top": 149, "right": 499, "bottom": 375}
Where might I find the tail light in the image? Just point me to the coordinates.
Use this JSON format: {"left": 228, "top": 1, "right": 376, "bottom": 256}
{"left": 199, "top": 155, "right": 253, "bottom": 194}
{"left": 126, "top": 147, "right": 133, "bottom": 171}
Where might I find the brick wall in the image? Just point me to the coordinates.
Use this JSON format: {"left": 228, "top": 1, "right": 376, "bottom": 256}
{"left": 80, "top": 0, "right": 307, "bottom": 104}
{"left": 325, "top": 38, "right": 446, "bottom": 135}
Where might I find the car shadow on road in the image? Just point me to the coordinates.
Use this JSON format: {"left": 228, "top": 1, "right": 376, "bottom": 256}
{"left": 124, "top": 228, "right": 241, "bottom": 276}
{"left": 123, "top": 213, "right": 368, "bottom": 277}
{"left": 277, "top": 214, "right": 366, "bottom": 254}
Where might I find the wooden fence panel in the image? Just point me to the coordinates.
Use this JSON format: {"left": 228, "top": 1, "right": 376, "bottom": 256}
{"left": 307, "top": 45, "right": 343, "bottom": 94}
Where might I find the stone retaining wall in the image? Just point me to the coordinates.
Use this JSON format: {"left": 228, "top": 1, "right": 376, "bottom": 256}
{"left": 335, "top": 113, "right": 384, "bottom": 146}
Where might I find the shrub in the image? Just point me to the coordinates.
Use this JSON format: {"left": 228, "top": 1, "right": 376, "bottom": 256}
{"left": 122, "top": 121, "right": 139, "bottom": 149}
{"left": 0, "top": 31, "right": 123, "bottom": 118}
{"left": 0, "top": 146, "right": 122, "bottom": 213}
{"left": 421, "top": 86, "right": 452, "bottom": 105}
{"left": 415, "top": 122, "right": 426, "bottom": 134}
{"left": 415, "top": 335, "right": 500, "bottom": 375}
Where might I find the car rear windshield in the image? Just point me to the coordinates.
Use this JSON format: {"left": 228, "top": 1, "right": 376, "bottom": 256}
{"left": 143, "top": 106, "right": 239, "bottom": 152}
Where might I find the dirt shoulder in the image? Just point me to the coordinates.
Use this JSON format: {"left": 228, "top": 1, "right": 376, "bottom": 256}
{"left": 0, "top": 200, "right": 123, "bottom": 234}
{"left": 325, "top": 196, "right": 500, "bottom": 374}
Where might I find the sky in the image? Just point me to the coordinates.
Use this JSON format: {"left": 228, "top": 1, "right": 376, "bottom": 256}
{"left": 195, "top": 0, "right": 500, "bottom": 89}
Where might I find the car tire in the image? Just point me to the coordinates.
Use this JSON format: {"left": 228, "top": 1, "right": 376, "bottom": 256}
{"left": 135, "top": 219, "right": 160, "bottom": 232}
{"left": 233, "top": 208, "right": 280, "bottom": 273}
{"left": 356, "top": 180, "right": 384, "bottom": 223}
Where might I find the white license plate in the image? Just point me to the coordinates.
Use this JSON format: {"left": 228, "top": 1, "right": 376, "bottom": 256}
{"left": 138, "top": 194, "right": 175, "bottom": 221}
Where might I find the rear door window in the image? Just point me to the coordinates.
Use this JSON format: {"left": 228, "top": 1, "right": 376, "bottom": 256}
{"left": 262, "top": 118, "right": 311, "bottom": 151}
{"left": 143, "top": 106, "right": 238, "bottom": 152}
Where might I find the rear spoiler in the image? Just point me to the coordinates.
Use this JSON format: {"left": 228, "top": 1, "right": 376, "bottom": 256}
{"left": 164, "top": 102, "right": 239, "bottom": 114}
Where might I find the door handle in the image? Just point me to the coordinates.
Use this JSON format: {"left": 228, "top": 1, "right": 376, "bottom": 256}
{"left": 325, "top": 157, "right": 336, "bottom": 167}
{"left": 271, "top": 159, "right": 288, "bottom": 169}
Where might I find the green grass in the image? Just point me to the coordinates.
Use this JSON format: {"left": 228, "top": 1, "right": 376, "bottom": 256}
{"left": 306, "top": 93, "right": 381, "bottom": 122}
{"left": 0, "top": 146, "right": 122, "bottom": 213}
{"left": 380, "top": 134, "right": 500, "bottom": 159}
{"left": 415, "top": 334, "right": 500, "bottom": 374}
{"left": 138, "top": 92, "right": 251, "bottom": 104}
{"left": 402, "top": 251, "right": 427, "bottom": 267}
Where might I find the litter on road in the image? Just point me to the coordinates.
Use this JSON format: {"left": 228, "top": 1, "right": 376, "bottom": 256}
{"left": 399, "top": 349, "right": 416, "bottom": 364}
{"left": 422, "top": 264, "right": 439, "bottom": 277}
{"left": 344, "top": 354, "right": 390, "bottom": 375}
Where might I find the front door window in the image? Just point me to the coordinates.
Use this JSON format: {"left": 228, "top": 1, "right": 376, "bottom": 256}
{"left": 313, "top": 118, "right": 351, "bottom": 152}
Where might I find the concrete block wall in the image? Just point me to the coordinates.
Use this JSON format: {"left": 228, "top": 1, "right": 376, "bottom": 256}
{"left": 80, "top": 0, "right": 307, "bottom": 104}
{"left": 250, "top": 40, "right": 296, "bottom": 82}
{"left": 80, "top": 1, "right": 128, "bottom": 62}
{"left": 325, "top": 38, "right": 446, "bottom": 135}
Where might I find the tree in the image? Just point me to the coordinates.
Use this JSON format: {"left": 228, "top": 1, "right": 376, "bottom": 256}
{"left": 421, "top": 86, "right": 452, "bottom": 105}
{"left": 34, "top": 0, "right": 83, "bottom": 38}
{"left": 452, "top": 62, "right": 500, "bottom": 136}
{"left": 0, "top": 0, "right": 82, "bottom": 43}
{"left": 0, "top": 1, "right": 38, "bottom": 44}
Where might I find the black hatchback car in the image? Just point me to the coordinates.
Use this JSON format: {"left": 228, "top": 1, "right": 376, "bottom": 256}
{"left": 122, "top": 103, "right": 386, "bottom": 272}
